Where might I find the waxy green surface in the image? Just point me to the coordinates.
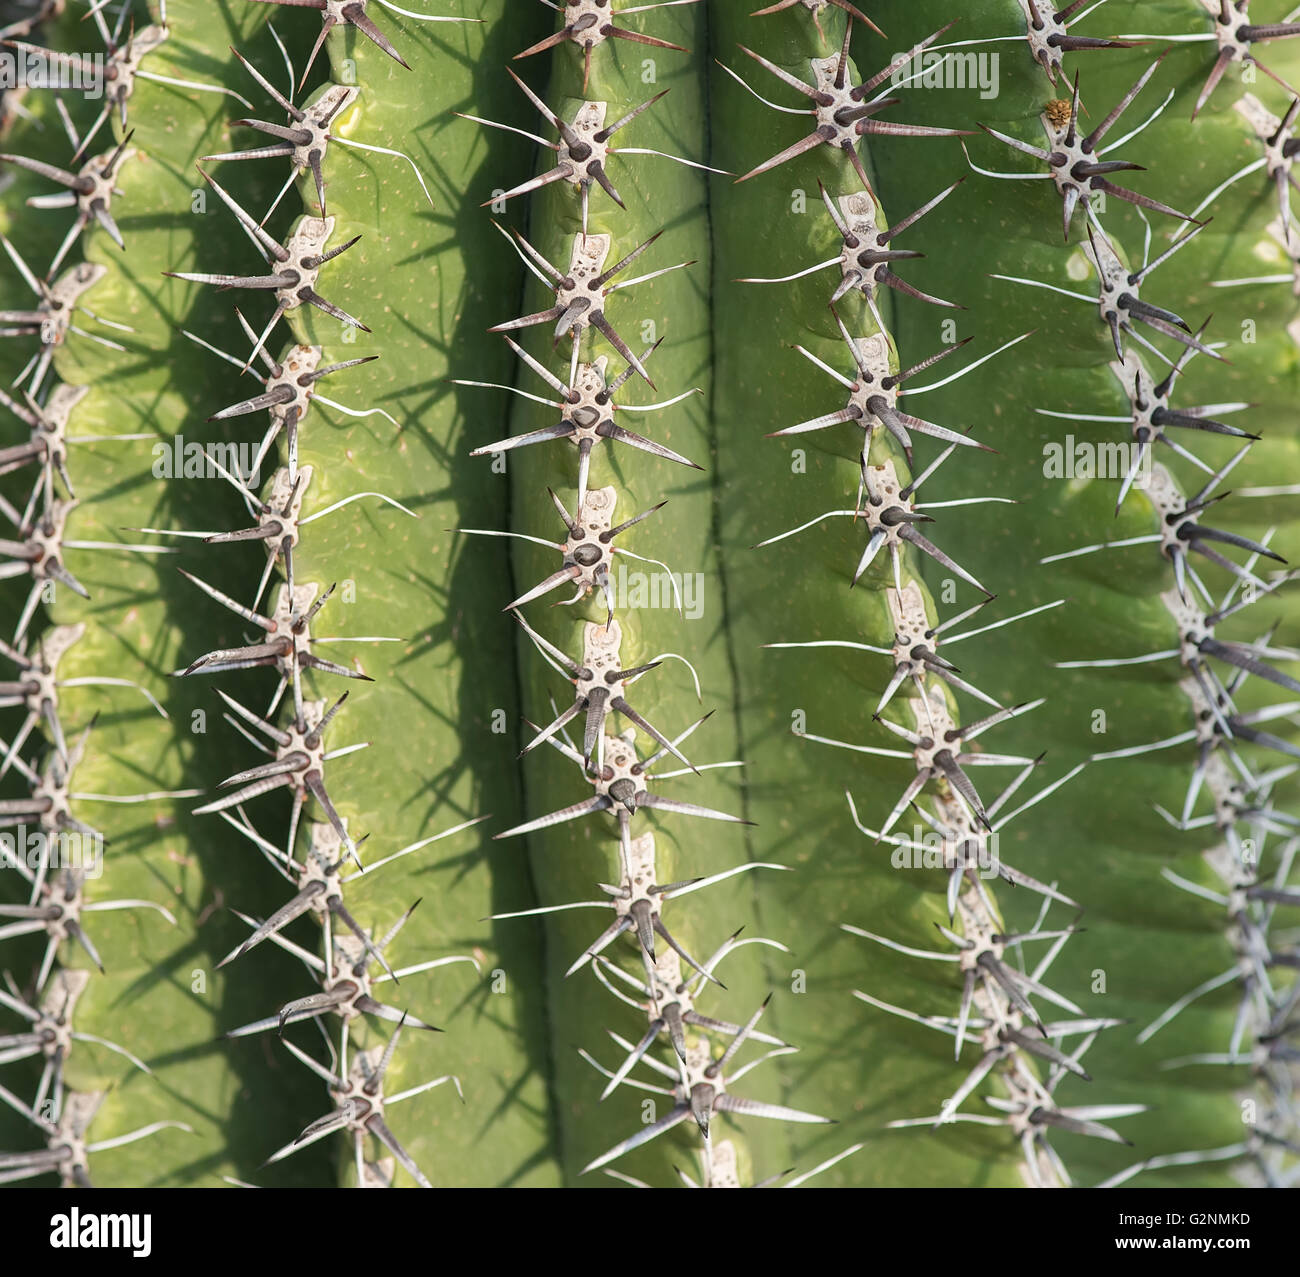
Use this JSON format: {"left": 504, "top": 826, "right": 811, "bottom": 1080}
{"left": 868, "top": 0, "right": 1300, "bottom": 1186}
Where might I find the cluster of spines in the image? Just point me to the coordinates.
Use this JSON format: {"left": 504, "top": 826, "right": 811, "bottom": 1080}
{"left": 460, "top": 0, "right": 854, "bottom": 1187}
{"left": 0, "top": 0, "right": 208, "bottom": 1187}
{"left": 148, "top": 0, "right": 483, "bottom": 1187}
{"left": 729, "top": 5, "right": 1144, "bottom": 1186}
{"left": 1198, "top": 89, "right": 1300, "bottom": 296}
{"left": 982, "top": 1, "right": 1300, "bottom": 1185}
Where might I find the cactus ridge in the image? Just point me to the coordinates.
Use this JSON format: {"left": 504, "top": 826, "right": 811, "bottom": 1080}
{"left": 468, "top": 0, "right": 873, "bottom": 1187}
{"left": 98, "top": 1, "right": 491, "bottom": 1185}
{"left": 724, "top": 5, "right": 1156, "bottom": 1187}
{"left": 0, "top": 0, "right": 223, "bottom": 1184}
{"left": 940, "top": 0, "right": 1300, "bottom": 1185}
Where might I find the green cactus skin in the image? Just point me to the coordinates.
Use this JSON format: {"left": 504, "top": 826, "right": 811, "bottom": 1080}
{"left": 261, "top": 1, "right": 567, "bottom": 1189}
{"left": 864, "top": 0, "right": 1300, "bottom": 1187}
{"left": 494, "top": 5, "right": 815, "bottom": 1187}
{"left": 707, "top": 4, "right": 1006, "bottom": 1189}
{"left": 0, "top": 0, "right": 1296, "bottom": 1190}
{"left": 706, "top": 0, "right": 1103, "bottom": 1188}
{"left": 0, "top": 0, "right": 337, "bottom": 1187}
{"left": 0, "top": 0, "right": 564, "bottom": 1188}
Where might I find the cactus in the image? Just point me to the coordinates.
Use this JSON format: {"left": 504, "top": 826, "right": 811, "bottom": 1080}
{"left": 0, "top": 0, "right": 1295, "bottom": 1191}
